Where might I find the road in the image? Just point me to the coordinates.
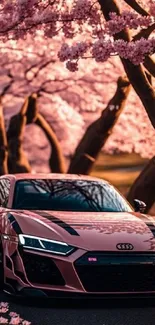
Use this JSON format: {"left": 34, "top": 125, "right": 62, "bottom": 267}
{"left": 1, "top": 292, "right": 155, "bottom": 325}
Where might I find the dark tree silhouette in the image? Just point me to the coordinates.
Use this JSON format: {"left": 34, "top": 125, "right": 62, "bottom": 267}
{"left": 0, "top": 98, "right": 8, "bottom": 175}
{"left": 127, "top": 157, "right": 155, "bottom": 213}
{"left": 7, "top": 97, "right": 31, "bottom": 173}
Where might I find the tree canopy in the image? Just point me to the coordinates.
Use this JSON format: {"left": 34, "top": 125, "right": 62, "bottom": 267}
{"left": 0, "top": 0, "right": 155, "bottom": 172}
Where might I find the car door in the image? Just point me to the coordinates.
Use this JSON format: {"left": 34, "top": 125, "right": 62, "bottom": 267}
{"left": 0, "top": 178, "right": 10, "bottom": 212}
{"left": 0, "top": 178, "right": 11, "bottom": 234}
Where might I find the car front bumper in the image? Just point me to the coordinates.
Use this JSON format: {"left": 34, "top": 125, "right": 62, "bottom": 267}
{"left": 4, "top": 247, "right": 155, "bottom": 297}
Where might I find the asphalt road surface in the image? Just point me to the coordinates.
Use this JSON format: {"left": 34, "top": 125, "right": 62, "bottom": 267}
{"left": 1, "top": 292, "right": 155, "bottom": 325}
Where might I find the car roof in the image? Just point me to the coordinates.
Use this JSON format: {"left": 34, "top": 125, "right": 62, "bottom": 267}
{"left": 0, "top": 173, "right": 109, "bottom": 184}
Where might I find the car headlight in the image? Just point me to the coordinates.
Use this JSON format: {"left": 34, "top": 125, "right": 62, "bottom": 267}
{"left": 19, "top": 234, "right": 75, "bottom": 256}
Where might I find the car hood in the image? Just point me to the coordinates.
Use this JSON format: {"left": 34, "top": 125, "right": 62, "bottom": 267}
{"left": 10, "top": 209, "right": 155, "bottom": 251}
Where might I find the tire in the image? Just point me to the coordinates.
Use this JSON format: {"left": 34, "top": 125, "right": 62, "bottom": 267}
{"left": 0, "top": 241, "right": 4, "bottom": 289}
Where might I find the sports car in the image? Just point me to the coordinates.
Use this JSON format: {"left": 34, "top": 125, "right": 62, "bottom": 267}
{"left": 0, "top": 173, "right": 155, "bottom": 298}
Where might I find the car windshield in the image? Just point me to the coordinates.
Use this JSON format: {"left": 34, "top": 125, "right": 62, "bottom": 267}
{"left": 12, "top": 179, "right": 133, "bottom": 212}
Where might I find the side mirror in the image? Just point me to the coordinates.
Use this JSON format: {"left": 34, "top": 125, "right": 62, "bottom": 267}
{"left": 133, "top": 199, "right": 146, "bottom": 213}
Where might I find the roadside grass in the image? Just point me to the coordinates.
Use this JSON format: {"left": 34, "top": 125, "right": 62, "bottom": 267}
{"left": 92, "top": 152, "right": 148, "bottom": 171}
{"left": 91, "top": 152, "right": 148, "bottom": 196}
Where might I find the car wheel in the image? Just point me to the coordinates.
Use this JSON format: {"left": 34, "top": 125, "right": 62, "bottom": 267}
{"left": 0, "top": 241, "right": 4, "bottom": 289}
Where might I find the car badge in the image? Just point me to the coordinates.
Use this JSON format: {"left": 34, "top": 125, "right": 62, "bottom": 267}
{"left": 116, "top": 243, "right": 134, "bottom": 250}
{"left": 88, "top": 257, "right": 97, "bottom": 262}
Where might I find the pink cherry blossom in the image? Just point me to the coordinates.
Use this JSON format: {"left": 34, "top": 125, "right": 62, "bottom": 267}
{"left": 0, "top": 317, "right": 8, "bottom": 324}
{"left": 58, "top": 36, "right": 155, "bottom": 67}
{"left": 0, "top": 301, "right": 30, "bottom": 325}
{"left": 58, "top": 42, "right": 88, "bottom": 62}
{"left": 9, "top": 314, "right": 19, "bottom": 318}
{"left": 0, "top": 303, "right": 9, "bottom": 309}
{"left": 92, "top": 39, "right": 114, "bottom": 62}
{"left": 0, "top": 0, "right": 154, "bottom": 67}
{"left": 0, "top": 308, "right": 9, "bottom": 314}
{"left": 106, "top": 11, "right": 153, "bottom": 35}
{"left": 113, "top": 38, "right": 155, "bottom": 64}
{"left": 9, "top": 316, "right": 22, "bottom": 325}
{"left": 66, "top": 60, "right": 79, "bottom": 71}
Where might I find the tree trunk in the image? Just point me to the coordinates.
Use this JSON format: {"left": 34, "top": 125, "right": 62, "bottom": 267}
{"left": 68, "top": 76, "right": 130, "bottom": 174}
{"left": 25, "top": 93, "right": 38, "bottom": 124}
{"left": 144, "top": 56, "right": 155, "bottom": 78}
{"left": 7, "top": 97, "right": 31, "bottom": 173}
{"left": 35, "top": 113, "right": 66, "bottom": 173}
{"left": 0, "top": 100, "right": 8, "bottom": 175}
{"left": 127, "top": 157, "right": 155, "bottom": 213}
{"left": 98, "top": 0, "right": 155, "bottom": 128}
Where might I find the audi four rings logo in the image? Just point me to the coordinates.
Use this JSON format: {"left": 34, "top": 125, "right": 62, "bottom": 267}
{"left": 116, "top": 243, "right": 134, "bottom": 250}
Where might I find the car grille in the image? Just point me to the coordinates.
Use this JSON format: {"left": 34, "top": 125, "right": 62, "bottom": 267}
{"left": 22, "top": 252, "right": 65, "bottom": 286}
{"left": 74, "top": 252, "right": 155, "bottom": 293}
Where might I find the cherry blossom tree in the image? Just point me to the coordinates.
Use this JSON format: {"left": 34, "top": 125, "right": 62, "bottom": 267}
{"left": 0, "top": 34, "right": 152, "bottom": 174}
{"left": 0, "top": 0, "right": 155, "bottom": 133}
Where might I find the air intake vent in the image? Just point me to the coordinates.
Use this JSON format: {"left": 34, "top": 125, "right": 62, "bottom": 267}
{"left": 74, "top": 252, "right": 155, "bottom": 293}
{"left": 22, "top": 252, "right": 65, "bottom": 286}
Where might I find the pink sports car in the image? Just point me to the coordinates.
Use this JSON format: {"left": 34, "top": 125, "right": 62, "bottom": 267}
{"left": 0, "top": 173, "right": 154, "bottom": 298}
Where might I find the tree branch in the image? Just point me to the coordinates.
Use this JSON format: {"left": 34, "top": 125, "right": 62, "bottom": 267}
{"left": 145, "top": 70, "right": 152, "bottom": 85}
{"left": 123, "top": 0, "right": 149, "bottom": 16}
{"left": 133, "top": 23, "right": 155, "bottom": 41}
{"left": 25, "top": 93, "right": 38, "bottom": 124}
{"left": 35, "top": 113, "right": 66, "bottom": 173}
{"left": 7, "top": 97, "right": 32, "bottom": 173}
{"left": 68, "top": 76, "right": 131, "bottom": 174}
{"left": 144, "top": 56, "right": 155, "bottom": 78}
{"left": 25, "top": 59, "right": 56, "bottom": 81}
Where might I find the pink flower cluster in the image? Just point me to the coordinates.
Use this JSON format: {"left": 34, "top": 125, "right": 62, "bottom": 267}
{"left": 92, "top": 39, "right": 114, "bottom": 62}
{"left": 1, "top": 0, "right": 154, "bottom": 40}
{"left": 40, "top": 1, "right": 155, "bottom": 69}
{"left": 58, "top": 42, "right": 88, "bottom": 61}
{"left": 71, "top": 0, "right": 92, "bottom": 20}
{"left": 114, "top": 37, "right": 155, "bottom": 64}
{"left": 58, "top": 41, "right": 89, "bottom": 70}
{"left": 0, "top": 0, "right": 155, "bottom": 70}
{"left": 0, "top": 302, "right": 31, "bottom": 325}
{"left": 0, "top": 302, "right": 9, "bottom": 314}
{"left": 58, "top": 36, "right": 155, "bottom": 70}
{"left": 66, "top": 61, "right": 78, "bottom": 72}
{"left": 0, "top": 0, "right": 61, "bottom": 41}
{"left": 106, "top": 11, "right": 153, "bottom": 35}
